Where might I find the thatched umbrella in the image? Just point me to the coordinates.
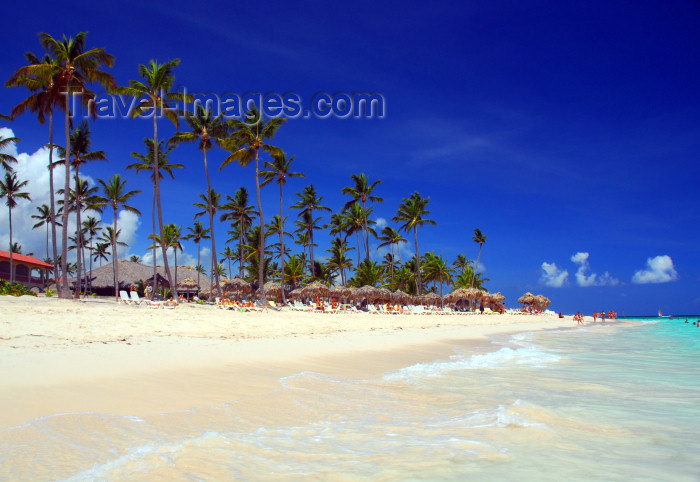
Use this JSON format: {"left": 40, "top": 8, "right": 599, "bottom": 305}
{"left": 330, "top": 285, "right": 351, "bottom": 302}
{"left": 484, "top": 292, "right": 506, "bottom": 312}
{"left": 289, "top": 288, "right": 303, "bottom": 300}
{"left": 300, "top": 281, "right": 330, "bottom": 300}
{"left": 223, "top": 277, "right": 252, "bottom": 299}
{"left": 533, "top": 294, "right": 551, "bottom": 311}
{"left": 518, "top": 292, "right": 535, "bottom": 307}
{"left": 421, "top": 292, "right": 441, "bottom": 306}
{"left": 375, "top": 287, "right": 393, "bottom": 303}
{"left": 257, "top": 281, "right": 282, "bottom": 300}
{"left": 354, "top": 285, "right": 379, "bottom": 303}
{"left": 176, "top": 277, "right": 199, "bottom": 300}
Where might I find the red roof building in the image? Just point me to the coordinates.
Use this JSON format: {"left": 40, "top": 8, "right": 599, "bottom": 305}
{"left": 0, "top": 250, "right": 53, "bottom": 288}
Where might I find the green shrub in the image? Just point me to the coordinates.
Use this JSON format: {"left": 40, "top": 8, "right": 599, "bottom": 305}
{"left": 0, "top": 280, "right": 38, "bottom": 297}
{"left": 45, "top": 289, "right": 56, "bottom": 297}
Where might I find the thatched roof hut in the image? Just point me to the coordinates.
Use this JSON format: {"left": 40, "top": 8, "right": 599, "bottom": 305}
{"left": 300, "top": 281, "right": 330, "bottom": 299}
{"left": 70, "top": 260, "right": 212, "bottom": 295}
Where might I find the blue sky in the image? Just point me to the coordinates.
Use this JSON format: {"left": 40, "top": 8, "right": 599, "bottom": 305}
{"left": 1, "top": 0, "right": 699, "bottom": 315}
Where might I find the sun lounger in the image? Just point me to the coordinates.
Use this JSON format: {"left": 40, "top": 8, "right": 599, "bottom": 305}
{"left": 146, "top": 300, "right": 162, "bottom": 309}
{"left": 130, "top": 291, "right": 145, "bottom": 305}
{"left": 119, "top": 290, "right": 134, "bottom": 305}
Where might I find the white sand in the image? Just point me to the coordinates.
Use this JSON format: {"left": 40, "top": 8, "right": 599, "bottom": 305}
{"left": 0, "top": 295, "right": 575, "bottom": 428}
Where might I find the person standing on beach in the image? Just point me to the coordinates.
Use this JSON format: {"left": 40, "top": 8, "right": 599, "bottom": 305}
{"left": 593, "top": 312, "right": 597, "bottom": 323}
{"left": 479, "top": 299, "right": 485, "bottom": 314}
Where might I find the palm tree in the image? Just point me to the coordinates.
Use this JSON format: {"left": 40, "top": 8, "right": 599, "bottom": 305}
{"left": 149, "top": 223, "right": 183, "bottom": 290}
{"left": 0, "top": 173, "right": 30, "bottom": 283}
{"left": 33, "top": 32, "right": 115, "bottom": 298}
{"left": 343, "top": 204, "right": 371, "bottom": 268}
{"left": 115, "top": 58, "right": 190, "bottom": 300}
{"left": 392, "top": 192, "right": 436, "bottom": 295}
{"left": 57, "top": 121, "right": 106, "bottom": 297}
{"left": 351, "top": 260, "right": 385, "bottom": 288}
{"left": 57, "top": 178, "right": 100, "bottom": 295}
{"left": 327, "top": 237, "right": 354, "bottom": 286}
{"left": 6, "top": 50, "right": 64, "bottom": 291}
{"left": 129, "top": 255, "right": 140, "bottom": 262}
{"left": 471, "top": 228, "right": 487, "bottom": 288}
{"left": 221, "top": 105, "right": 286, "bottom": 301}
{"left": 93, "top": 242, "right": 110, "bottom": 267}
{"left": 283, "top": 254, "right": 307, "bottom": 290}
{"left": 185, "top": 220, "right": 210, "bottom": 289}
{"left": 127, "top": 138, "right": 183, "bottom": 298}
{"left": 291, "top": 184, "right": 330, "bottom": 277}
{"left": 260, "top": 149, "right": 304, "bottom": 304}
{"left": 80, "top": 216, "right": 101, "bottom": 294}
{"left": 423, "top": 252, "right": 453, "bottom": 307}
{"left": 32, "top": 204, "right": 60, "bottom": 260}
{"left": 0, "top": 124, "right": 19, "bottom": 172}
{"left": 193, "top": 189, "right": 221, "bottom": 296}
{"left": 381, "top": 252, "right": 397, "bottom": 287}
{"left": 454, "top": 268, "right": 489, "bottom": 291}
{"left": 95, "top": 174, "right": 141, "bottom": 299}
{"left": 219, "top": 246, "right": 236, "bottom": 279}
{"left": 453, "top": 254, "right": 473, "bottom": 273}
{"left": 266, "top": 215, "right": 293, "bottom": 294}
{"left": 171, "top": 105, "right": 228, "bottom": 295}
{"left": 341, "top": 173, "right": 382, "bottom": 261}
{"left": 378, "top": 226, "right": 406, "bottom": 264}
{"left": 220, "top": 187, "right": 257, "bottom": 278}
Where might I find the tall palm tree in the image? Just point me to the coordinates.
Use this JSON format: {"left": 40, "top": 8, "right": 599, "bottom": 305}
{"left": 95, "top": 174, "right": 141, "bottom": 299}
{"left": 341, "top": 173, "right": 382, "bottom": 261}
{"left": 220, "top": 187, "right": 257, "bottom": 278}
{"left": 219, "top": 246, "right": 236, "bottom": 279}
{"left": 381, "top": 252, "right": 397, "bottom": 287}
{"left": 260, "top": 150, "right": 304, "bottom": 303}
{"left": 378, "top": 226, "right": 406, "bottom": 264}
{"left": 93, "top": 242, "right": 110, "bottom": 267}
{"left": 31, "top": 203, "right": 59, "bottom": 260}
{"left": 193, "top": 189, "right": 221, "bottom": 296}
{"left": 266, "top": 215, "right": 293, "bottom": 290}
{"left": 127, "top": 138, "right": 183, "bottom": 298}
{"left": 57, "top": 178, "right": 100, "bottom": 295}
{"left": 6, "top": 50, "right": 64, "bottom": 291}
{"left": 221, "top": 105, "right": 286, "bottom": 301}
{"left": 291, "top": 184, "right": 330, "bottom": 278}
{"left": 283, "top": 254, "right": 307, "bottom": 290}
{"left": 81, "top": 216, "right": 101, "bottom": 294}
{"left": 392, "top": 192, "right": 436, "bottom": 295}
{"left": 33, "top": 32, "right": 115, "bottom": 298}
{"left": 343, "top": 203, "right": 370, "bottom": 268}
{"left": 351, "top": 260, "right": 385, "bottom": 288}
{"left": 185, "top": 220, "right": 210, "bottom": 289}
{"left": 57, "top": 121, "right": 106, "bottom": 297}
{"left": 0, "top": 173, "right": 30, "bottom": 283}
{"left": 171, "top": 105, "right": 229, "bottom": 296}
{"left": 115, "top": 58, "right": 190, "bottom": 300}
{"left": 471, "top": 228, "right": 487, "bottom": 288}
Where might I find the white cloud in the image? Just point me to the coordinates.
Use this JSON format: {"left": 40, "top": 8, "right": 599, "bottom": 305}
{"left": 632, "top": 255, "right": 679, "bottom": 284}
{"left": 570, "top": 252, "right": 619, "bottom": 287}
{"left": 0, "top": 128, "right": 98, "bottom": 261}
{"left": 375, "top": 217, "right": 387, "bottom": 229}
{"left": 540, "top": 262, "right": 569, "bottom": 287}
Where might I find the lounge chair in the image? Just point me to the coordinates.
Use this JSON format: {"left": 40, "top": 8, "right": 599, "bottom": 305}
{"left": 119, "top": 290, "right": 134, "bottom": 305}
{"left": 146, "top": 300, "right": 162, "bottom": 309}
{"left": 130, "top": 291, "right": 145, "bottom": 305}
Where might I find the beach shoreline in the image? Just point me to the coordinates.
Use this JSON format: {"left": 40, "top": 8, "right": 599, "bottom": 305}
{"left": 1, "top": 295, "right": 575, "bottom": 428}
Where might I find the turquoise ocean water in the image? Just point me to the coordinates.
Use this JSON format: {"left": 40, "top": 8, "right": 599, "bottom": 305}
{"left": 1, "top": 317, "right": 699, "bottom": 480}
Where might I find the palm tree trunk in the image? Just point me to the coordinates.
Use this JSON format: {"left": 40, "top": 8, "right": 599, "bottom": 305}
{"left": 254, "top": 148, "right": 266, "bottom": 302}
{"left": 74, "top": 169, "right": 82, "bottom": 299}
{"left": 8, "top": 206, "right": 13, "bottom": 284}
{"left": 48, "top": 112, "right": 60, "bottom": 294}
{"left": 60, "top": 89, "right": 70, "bottom": 298}
{"left": 279, "top": 183, "right": 286, "bottom": 304}
{"left": 113, "top": 205, "right": 119, "bottom": 300}
{"left": 414, "top": 226, "right": 422, "bottom": 295}
{"left": 362, "top": 200, "right": 370, "bottom": 262}
{"left": 196, "top": 240, "right": 201, "bottom": 288}
{"left": 153, "top": 114, "right": 176, "bottom": 300}
{"left": 202, "top": 148, "right": 219, "bottom": 299}
{"left": 471, "top": 244, "right": 483, "bottom": 288}
{"left": 151, "top": 181, "right": 157, "bottom": 299}
{"left": 239, "top": 216, "right": 244, "bottom": 278}
{"left": 355, "top": 230, "right": 362, "bottom": 268}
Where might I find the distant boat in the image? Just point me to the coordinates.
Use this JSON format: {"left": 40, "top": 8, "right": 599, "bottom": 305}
{"left": 658, "top": 308, "right": 670, "bottom": 318}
